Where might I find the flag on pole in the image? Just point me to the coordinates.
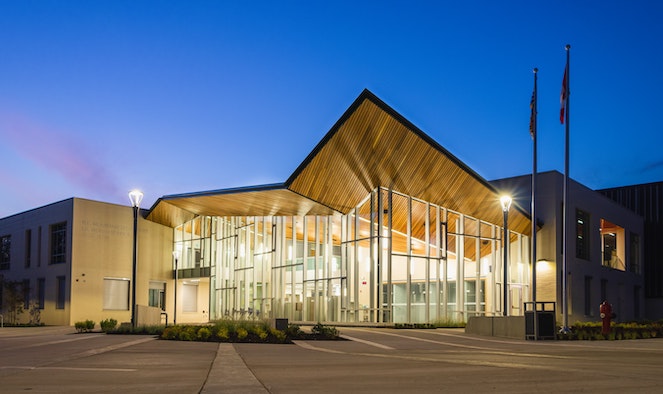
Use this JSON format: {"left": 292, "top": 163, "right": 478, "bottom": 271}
{"left": 529, "top": 90, "right": 536, "bottom": 138}
{"left": 560, "top": 65, "right": 568, "bottom": 124}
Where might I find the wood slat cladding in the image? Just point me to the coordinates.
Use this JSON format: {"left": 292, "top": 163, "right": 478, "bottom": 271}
{"left": 287, "top": 94, "right": 531, "bottom": 235}
{"left": 147, "top": 90, "right": 530, "bottom": 235}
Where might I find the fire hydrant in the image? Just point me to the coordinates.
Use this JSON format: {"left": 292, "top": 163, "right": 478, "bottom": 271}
{"left": 599, "top": 300, "right": 613, "bottom": 335}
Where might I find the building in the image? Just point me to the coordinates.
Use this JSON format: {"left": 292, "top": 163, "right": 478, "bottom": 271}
{"left": 0, "top": 198, "right": 178, "bottom": 326}
{"left": 0, "top": 90, "right": 648, "bottom": 326}
{"left": 598, "top": 182, "right": 663, "bottom": 318}
{"left": 494, "top": 171, "right": 645, "bottom": 323}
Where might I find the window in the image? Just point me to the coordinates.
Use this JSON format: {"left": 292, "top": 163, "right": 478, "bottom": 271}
{"left": 37, "top": 226, "right": 42, "bottom": 267}
{"left": 37, "top": 278, "right": 45, "bottom": 309}
{"left": 149, "top": 281, "right": 166, "bottom": 310}
{"left": 50, "top": 222, "right": 67, "bottom": 265}
{"left": 630, "top": 233, "right": 641, "bottom": 274}
{"left": 584, "top": 276, "right": 592, "bottom": 316}
{"left": 56, "top": 276, "right": 66, "bottom": 309}
{"left": 600, "top": 279, "right": 608, "bottom": 303}
{"left": 0, "top": 234, "right": 11, "bottom": 270}
{"left": 103, "top": 278, "right": 129, "bottom": 310}
{"left": 22, "top": 279, "right": 30, "bottom": 309}
{"left": 634, "top": 286, "right": 641, "bottom": 319}
{"left": 25, "top": 230, "right": 31, "bottom": 268}
{"left": 183, "top": 283, "right": 198, "bottom": 312}
{"left": 600, "top": 219, "right": 625, "bottom": 271}
{"left": 575, "top": 209, "right": 590, "bottom": 260}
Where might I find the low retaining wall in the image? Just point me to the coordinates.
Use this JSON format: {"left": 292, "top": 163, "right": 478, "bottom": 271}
{"left": 465, "top": 316, "right": 525, "bottom": 339}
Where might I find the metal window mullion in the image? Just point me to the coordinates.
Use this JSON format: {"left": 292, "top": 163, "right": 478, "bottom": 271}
{"left": 442, "top": 209, "right": 448, "bottom": 320}
{"left": 370, "top": 189, "right": 375, "bottom": 323}
{"left": 457, "top": 215, "right": 464, "bottom": 321}
{"left": 435, "top": 206, "right": 441, "bottom": 322}
{"left": 407, "top": 196, "right": 412, "bottom": 323}
{"left": 387, "top": 189, "right": 393, "bottom": 323}
{"left": 377, "top": 188, "right": 383, "bottom": 322}
{"left": 475, "top": 223, "right": 481, "bottom": 316}
{"left": 354, "top": 209, "right": 359, "bottom": 322}
{"left": 424, "top": 202, "right": 431, "bottom": 323}
{"left": 492, "top": 224, "right": 497, "bottom": 315}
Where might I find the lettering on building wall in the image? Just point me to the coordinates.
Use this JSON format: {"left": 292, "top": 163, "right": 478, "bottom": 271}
{"left": 80, "top": 220, "right": 130, "bottom": 239}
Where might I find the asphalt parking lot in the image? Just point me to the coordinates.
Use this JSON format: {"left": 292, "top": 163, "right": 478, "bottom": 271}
{"left": 1, "top": 326, "right": 663, "bottom": 393}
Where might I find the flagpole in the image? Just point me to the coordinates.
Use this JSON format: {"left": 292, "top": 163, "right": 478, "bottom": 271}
{"left": 561, "top": 44, "right": 571, "bottom": 333}
{"left": 531, "top": 67, "right": 538, "bottom": 339}
{"left": 531, "top": 67, "right": 538, "bottom": 321}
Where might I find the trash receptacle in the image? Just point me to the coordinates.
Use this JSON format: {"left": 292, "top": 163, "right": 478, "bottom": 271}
{"left": 525, "top": 301, "right": 556, "bottom": 340}
{"left": 274, "top": 318, "right": 288, "bottom": 331}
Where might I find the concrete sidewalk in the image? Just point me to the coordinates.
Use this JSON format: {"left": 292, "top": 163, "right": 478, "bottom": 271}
{"left": 201, "top": 343, "right": 268, "bottom": 393}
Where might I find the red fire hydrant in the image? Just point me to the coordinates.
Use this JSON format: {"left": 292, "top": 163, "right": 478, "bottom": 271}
{"left": 599, "top": 300, "right": 613, "bottom": 335}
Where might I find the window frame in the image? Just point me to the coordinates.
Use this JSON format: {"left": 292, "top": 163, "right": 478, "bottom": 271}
{"left": 103, "top": 277, "right": 130, "bottom": 311}
{"left": 56, "top": 276, "right": 66, "bottom": 309}
{"left": 0, "top": 234, "right": 11, "bottom": 270}
{"left": 575, "top": 209, "right": 590, "bottom": 260}
{"left": 50, "top": 222, "right": 67, "bottom": 265}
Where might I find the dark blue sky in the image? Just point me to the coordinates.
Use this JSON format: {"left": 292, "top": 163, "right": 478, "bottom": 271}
{"left": 1, "top": 1, "right": 662, "bottom": 217}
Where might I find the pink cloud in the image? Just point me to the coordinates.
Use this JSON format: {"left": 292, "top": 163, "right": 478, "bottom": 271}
{"left": 0, "top": 112, "right": 120, "bottom": 198}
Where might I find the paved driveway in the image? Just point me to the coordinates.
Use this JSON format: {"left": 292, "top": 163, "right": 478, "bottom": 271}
{"left": 238, "top": 327, "right": 663, "bottom": 393}
{"left": 2, "top": 326, "right": 663, "bottom": 393}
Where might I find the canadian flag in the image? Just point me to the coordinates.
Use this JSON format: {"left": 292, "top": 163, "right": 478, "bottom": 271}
{"left": 560, "top": 65, "right": 568, "bottom": 124}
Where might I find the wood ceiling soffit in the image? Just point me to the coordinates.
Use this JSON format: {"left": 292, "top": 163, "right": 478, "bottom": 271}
{"left": 146, "top": 201, "right": 196, "bottom": 228}
{"left": 163, "top": 189, "right": 335, "bottom": 219}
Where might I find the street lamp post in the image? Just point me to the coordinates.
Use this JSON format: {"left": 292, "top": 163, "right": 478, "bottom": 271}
{"left": 172, "top": 250, "right": 180, "bottom": 325}
{"left": 500, "top": 195, "right": 512, "bottom": 317}
{"left": 128, "top": 190, "right": 144, "bottom": 328}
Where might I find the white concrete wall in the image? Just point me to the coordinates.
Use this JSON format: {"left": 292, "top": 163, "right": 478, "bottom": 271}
{"left": 493, "top": 171, "right": 646, "bottom": 324}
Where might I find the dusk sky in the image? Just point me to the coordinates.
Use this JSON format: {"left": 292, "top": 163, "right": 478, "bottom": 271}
{"left": 1, "top": 1, "right": 662, "bottom": 218}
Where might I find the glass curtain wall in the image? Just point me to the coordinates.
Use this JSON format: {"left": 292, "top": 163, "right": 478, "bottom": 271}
{"left": 173, "top": 216, "right": 214, "bottom": 275}
{"left": 195, "top": 187, "right": 529, "bottom": 324}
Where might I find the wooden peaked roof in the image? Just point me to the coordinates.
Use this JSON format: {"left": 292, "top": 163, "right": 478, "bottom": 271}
{"left": 147, "top": 89, "right": 531, "bottom": 235}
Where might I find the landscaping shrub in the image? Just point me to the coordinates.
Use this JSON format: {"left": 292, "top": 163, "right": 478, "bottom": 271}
{"left": 177, "top": 326, "right": 197, "bottom": 341}
{"left": 394, "top": 323, "right": 437, "bottom": 329}
{"left": 75, "top": 320, "right": 95, "bottom": 333}
{"left": 311, "top": 322, "right": 340, "bottom": 339}
{"left": 215, "top": 326, "right": 230, "bottom": 341}
{"left": 197, "top": 327, "right": 212, "bottom": 341}
{"left": 284, "top": 324, "right": 303, "bottom": 338}
{"left": 269, "top": 327, "right": 286, "bottom": 342}
{"left": 158, "top": 319, "right": 330, "bottom": 343}
{"left": 110, "top": 324, "right": 165, "bottom": 335}
{"left": 100, "top": 318, "right": 118, "bottom": 332}
{"left": 432, "top": 318, "right": 466, "bottom": 328}
{"left": 162, "top": 326, "right": 178, "bottom": 340}
{"left": 559, "top": 320, "right": 663, "bottom": 340}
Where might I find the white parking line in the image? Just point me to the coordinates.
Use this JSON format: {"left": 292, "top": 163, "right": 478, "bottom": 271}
{"left": 343, "top": 328, "right": 571, "bottom": 359}
{"left": 291, "top": 340, "right": 556, "bottom": 371}
{"left": 293, "top": 341, "right": 346, "bottom": 354}
{"left": 4, "top": 334, "right": 102, "bottom": 351}
{"left": 0, "top": 366, "right": 136, "bottom": 372}
{"left": 340, "top": 334, "right": 395, "bottom": 350}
